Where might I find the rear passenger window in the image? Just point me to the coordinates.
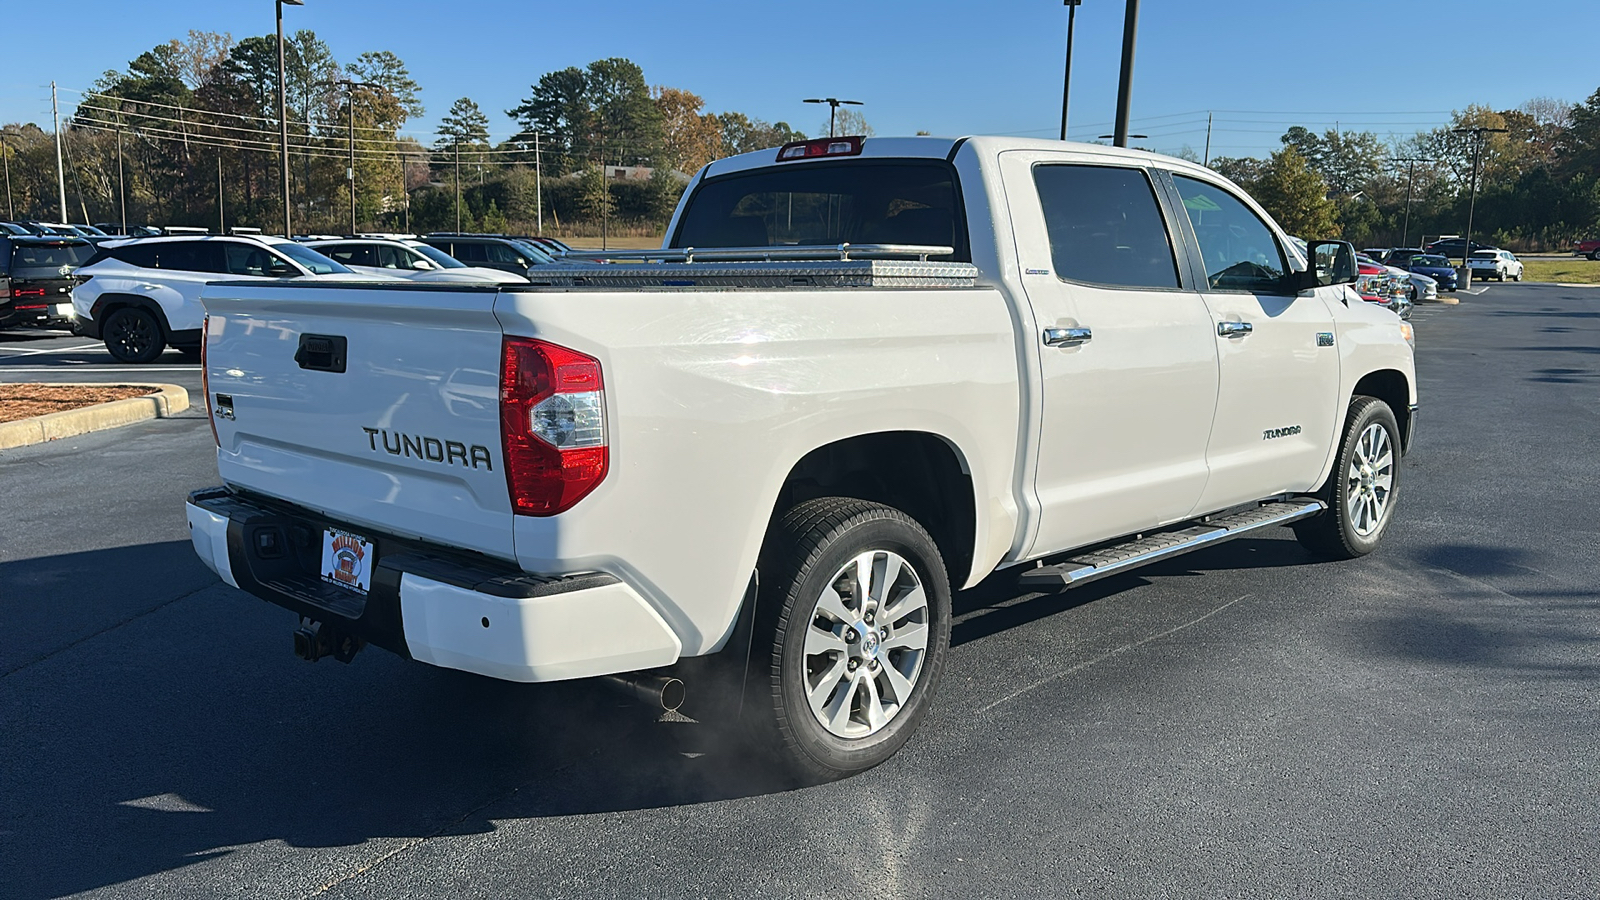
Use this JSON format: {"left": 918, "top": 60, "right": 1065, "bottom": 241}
{"left": 1032, "top": 165, "right": 1179, "bottom": 289}
{"left": 153, "top": 241, "right": 222, "bottom": 273}
{"left": 1172, "top": 175, "right": 1288, "bottom": 293}
{"left": 453, "top": 242, "right": 487, "bottom": 263}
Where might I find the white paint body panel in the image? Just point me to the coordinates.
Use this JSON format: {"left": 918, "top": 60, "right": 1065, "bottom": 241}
{"left": 399, "top": 574, "right": 681, "bottom": 682}
{"left": 185, "top": 502, "right": 237, "bottom": 588}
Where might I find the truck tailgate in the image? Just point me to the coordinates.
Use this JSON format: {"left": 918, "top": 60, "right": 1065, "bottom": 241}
{"left": 201, "top": 282, "right": 514, "bottom": 560}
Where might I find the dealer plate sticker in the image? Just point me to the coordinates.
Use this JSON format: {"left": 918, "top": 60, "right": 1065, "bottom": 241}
{"left": 321, "top": 528, "right": 373, "bottom": 595}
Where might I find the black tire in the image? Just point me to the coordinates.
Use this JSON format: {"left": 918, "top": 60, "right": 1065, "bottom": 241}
{"left": 103, "top": 307, "right": 166, "bottom": 363}
{"left": 749, "top": 497, "right": 952, "bottom": 781}
{"left": 1295, "top": 397, "right": 1402, "bottom": 560}
{"left": 1589, "top": 251, "right": 1598, "bottom": 261}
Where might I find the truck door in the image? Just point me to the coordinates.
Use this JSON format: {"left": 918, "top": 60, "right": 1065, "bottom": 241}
{"left": 1164, "top": 173, "right": 1342, "bottom": 511}
{"left": 1000, "top": 152, "right": 1220, "bottom": 556}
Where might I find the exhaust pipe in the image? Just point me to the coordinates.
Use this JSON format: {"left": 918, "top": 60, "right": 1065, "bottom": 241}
{"left": 600, "top": 672, "right": 686, "bottom": 712}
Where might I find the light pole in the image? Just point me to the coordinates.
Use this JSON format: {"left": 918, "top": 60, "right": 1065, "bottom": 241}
{"left": 1452, "top": 126, "right": 1507, "bottom": 286}
{"left": 803, "top": 98, "right": 863, "bottom": 138}
{"left": 1060, "top": 0, "right": 1082, "bottom": 141}
{"left": 1392, "top": 156, "right": 1429, "bottom": 249}
{"left": 1112, "top": 0, "right": 1140, "bottom": 148}
{"left": 277, "top": 0, "right": 304, "bottom": 238}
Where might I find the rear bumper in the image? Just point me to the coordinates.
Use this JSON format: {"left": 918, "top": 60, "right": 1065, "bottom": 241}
{"left": 185, "top": 488, "right": 681, "bottom": 682}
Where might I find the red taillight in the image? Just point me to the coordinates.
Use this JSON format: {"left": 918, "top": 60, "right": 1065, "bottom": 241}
{"left": 776, "top": 135, "right": 865, "bottom": 161}
{"left": 12, "top": 287, "right": 46, "bottom": 298}
{"left": 500, "top": 337, "right": 608, "bottom": 516}
{"left": 201, "top": 314, "right": 219, "bottom": 447}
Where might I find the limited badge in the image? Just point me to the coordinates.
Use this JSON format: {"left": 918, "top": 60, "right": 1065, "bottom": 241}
{"left": 1316, "top": 332, "right": 1335, "bottom": 347}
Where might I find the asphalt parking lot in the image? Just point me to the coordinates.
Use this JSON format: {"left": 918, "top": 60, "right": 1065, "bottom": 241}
{"left": 2, "top": 285, "right": 1597, "bottom": 899}
{"left": 0, "top": 328, "right": 203, "bottom": 393}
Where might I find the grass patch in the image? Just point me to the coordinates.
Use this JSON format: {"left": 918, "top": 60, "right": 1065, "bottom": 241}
{"left": 1520, "top": 258, "right": 1600, "bottom": 284}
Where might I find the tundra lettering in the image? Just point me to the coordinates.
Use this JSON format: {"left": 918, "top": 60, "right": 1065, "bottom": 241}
{"left": 362, "top": 426, "right": 492, "bottom": 470}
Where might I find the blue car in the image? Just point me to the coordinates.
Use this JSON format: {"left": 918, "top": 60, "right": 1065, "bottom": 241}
{"left": 1385, "top": 250, "right": 1458, "bottom": 292}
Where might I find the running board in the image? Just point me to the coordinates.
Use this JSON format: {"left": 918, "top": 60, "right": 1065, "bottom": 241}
{"left": 1017, "top": 500, "right": 1326, "bottom": 590}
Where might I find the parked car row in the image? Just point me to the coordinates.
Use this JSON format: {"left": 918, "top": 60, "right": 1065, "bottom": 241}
{"left": 3, "top": 229, "right": 592, "bottom": 360}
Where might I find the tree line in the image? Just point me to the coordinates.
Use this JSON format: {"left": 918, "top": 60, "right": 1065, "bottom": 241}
{"left": 0, "top": 30, "right": 817, "bottom": 236}
{"left": 1208, "top": 92, "right": 1600, "bottom": 250}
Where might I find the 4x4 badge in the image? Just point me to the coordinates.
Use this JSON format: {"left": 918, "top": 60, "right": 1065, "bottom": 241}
{"left": 1316, "top": 332, "right": 1335, "bottom": 347}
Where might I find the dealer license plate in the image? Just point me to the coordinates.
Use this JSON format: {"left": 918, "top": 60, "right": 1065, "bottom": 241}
{"left": 321, "top": 528, "right": 374, "bottom": 595}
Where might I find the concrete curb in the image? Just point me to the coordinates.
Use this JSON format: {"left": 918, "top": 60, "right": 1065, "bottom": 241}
{"left": 1427, "top": 296, "right": 1461, "bottom": 305}
{"left": 0, "top": 384, "right": 191, "bottom": 450}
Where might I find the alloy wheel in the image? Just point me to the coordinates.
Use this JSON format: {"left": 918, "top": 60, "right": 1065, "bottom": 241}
{"left": 1346, "top": 422, "right": 1394, "bottom": 536}
{"left": 801, "top": 549, "right": 930, "bottom": 739}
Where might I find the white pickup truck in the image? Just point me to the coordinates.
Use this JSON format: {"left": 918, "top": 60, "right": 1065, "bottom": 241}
{"left": 186, "top": 136, "right": 1416, "bottom": 779}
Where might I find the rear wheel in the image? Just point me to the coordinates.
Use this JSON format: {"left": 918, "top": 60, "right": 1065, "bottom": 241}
{"left": 1295, "top": 397, "right": 1402, "bottom": 560}
{"left": 103, "top": 307, "right": 166, "bottom": 364}
{"left": 749, "top": 497, "right": 951, "bottom": 781}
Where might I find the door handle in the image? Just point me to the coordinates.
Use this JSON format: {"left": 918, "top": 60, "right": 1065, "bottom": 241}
{"left": 1217, "top": 321, "right": 1253, "bottom": 338}
{"left": 1043, "top": 326, "right": 1092, "bottom": 347}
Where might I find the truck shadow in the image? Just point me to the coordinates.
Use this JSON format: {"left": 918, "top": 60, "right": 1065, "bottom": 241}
{"left": 952, "top": 536, "right": 1312, "bottom": 647}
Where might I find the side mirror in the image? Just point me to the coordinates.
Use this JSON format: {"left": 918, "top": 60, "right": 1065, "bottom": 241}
{"left": 266, "top": 260, "right": 295, "bottom": 278}
{"left": 1296, "top": 240, "right": 1357, "bottom": 291}
{"left": 410, "top": 258, "right": 434, "bottom": 270}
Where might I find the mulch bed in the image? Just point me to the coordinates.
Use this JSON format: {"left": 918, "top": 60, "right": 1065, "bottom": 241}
{"left": 0, "top": 384, "right": 155, "bottom": 424}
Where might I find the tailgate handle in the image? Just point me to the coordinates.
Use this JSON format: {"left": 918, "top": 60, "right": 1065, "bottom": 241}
{"left": 294, "top": 334, "right": 348, "bottom": 373}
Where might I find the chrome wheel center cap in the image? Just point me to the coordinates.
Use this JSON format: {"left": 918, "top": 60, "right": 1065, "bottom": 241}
{"left": 859, "top": 627, "right": 880, "bottom": 657}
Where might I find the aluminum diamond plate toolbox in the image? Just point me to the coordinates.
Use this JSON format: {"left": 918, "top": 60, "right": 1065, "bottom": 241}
{"left": 530, "top": 259, "right": 979, "bottom": 289}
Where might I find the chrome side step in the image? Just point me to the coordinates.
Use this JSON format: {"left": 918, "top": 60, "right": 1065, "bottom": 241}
{"left": 1016, "top": 500, "right": 1326, "bottom": 590}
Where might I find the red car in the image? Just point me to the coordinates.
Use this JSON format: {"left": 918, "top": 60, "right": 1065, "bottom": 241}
{"left": 1574, "top": 238, "right": 1600, "bottom": 260}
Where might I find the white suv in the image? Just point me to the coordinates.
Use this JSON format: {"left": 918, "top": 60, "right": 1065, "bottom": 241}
{"left": 1468, "top": 249, "right": 1524, "bottom": 282}
{"left": 74, "top": 235, "right": 388, "bottom": 363}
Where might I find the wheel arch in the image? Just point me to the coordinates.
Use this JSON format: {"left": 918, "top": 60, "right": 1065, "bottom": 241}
{"left": 92, "top": 292, "right": 176, "bottom": 339}
{"left": 1351, "top": 368, "right": 1414, "bottom": 454}
{"left": 770, "top": 430, "right": 979, "bottom": 591}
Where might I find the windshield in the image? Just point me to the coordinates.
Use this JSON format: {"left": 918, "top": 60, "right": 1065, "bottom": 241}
{"left": 410, "top": 243, "right": 466, "bottom": 268}
{"left": 509, "top": 240, "right": 556, "bottom": 265}
{"left": 671, "top": 159, "right": 968, "bottom": 260}
{"left": 1415, "top": 255, "right": 1449, "bottom": 267}
{"left": 8, "top": 240, "right": 96, "bottom": 277}
{"left": 272, "top": 241, "right": 353, "bottom": 275}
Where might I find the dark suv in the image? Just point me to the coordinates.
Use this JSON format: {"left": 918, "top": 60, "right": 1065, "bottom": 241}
{"left": 1424, "top": 238, "right": 1493, "bottom": 261}
{"left": 1, "top": 236, "right": 95, "bottom": 329}
{"left": 421, "top": 234, "right": 555, "bottom": 276}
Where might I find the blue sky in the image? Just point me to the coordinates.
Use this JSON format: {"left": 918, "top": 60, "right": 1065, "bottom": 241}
{"left": 3, "top": 0, "right": 1597, "bottom": 159}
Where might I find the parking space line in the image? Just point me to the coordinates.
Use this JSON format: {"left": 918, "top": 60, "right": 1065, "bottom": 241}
{"left": 0, "top": 342, "right": 103, "bottom": 357}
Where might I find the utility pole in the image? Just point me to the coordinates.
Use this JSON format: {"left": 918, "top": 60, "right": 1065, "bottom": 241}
{"left": 535, "top": 131, "right": 543, "bottom": 236}
{"left": 454, "top": 136, "right": 461, "bottom": 232}
{"left": 52, "top": 82, "right": 68, "bottom": 222}
{"left": 1112, "top": 0, "right": 1140, "bottom": 148}
{"left": 803, "top": 97, "right": 863, "bottom": 138}
{"left": 1203, "top": 111, "right": 1213, "bottom": 166}
{"left": 331, "top": 79, "right": 378, "bottom": 235}
{"left": 116, "top": 127, "right": 126, "bottom": 233}
{"left": 1059, "top": 0, "right": 1082, "bottom": 141}
{"left": 1393, "top": 156, "right": 1429, "bottom": 248}
{"left": 2, "top": 130, "right": 13, "bottom": 220}
{"left": 218, "top": 155, "right": 226, "bottom": 233}
{"left": 1452, "top": 126, "right": 1508, "bottom": 286}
